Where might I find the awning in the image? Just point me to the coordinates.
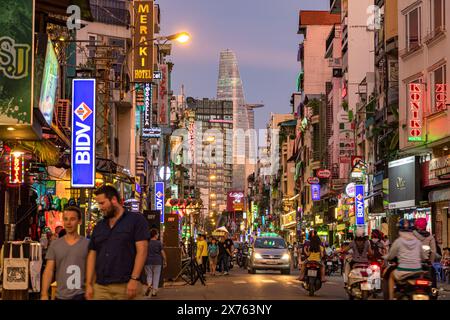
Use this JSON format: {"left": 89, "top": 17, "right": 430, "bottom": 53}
{"left": 278, "top": 119, "right": 297, "bottom": 127}
{"left": 429, "top": 187, "right": 450, "bottom": 203}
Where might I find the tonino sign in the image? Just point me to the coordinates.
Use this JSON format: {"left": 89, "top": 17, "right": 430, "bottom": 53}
{"left": 408, "top": 83, "right": 423, "bottom": 142}
{"left": 71, "top": 79, "right": 96, "bottom": 188}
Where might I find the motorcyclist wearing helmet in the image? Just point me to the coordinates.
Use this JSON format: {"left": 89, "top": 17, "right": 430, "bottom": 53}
{"left": 413, "top": 217, "right": 437, "bottom": 290}
{"left": 386, "top": 219, "right": 426, "bottom": 300}
{"left": 341, "top": 228, "right": 374, "bottom": 286}
{"left": 370, "top": 229, "right": 386, "bottom": 262}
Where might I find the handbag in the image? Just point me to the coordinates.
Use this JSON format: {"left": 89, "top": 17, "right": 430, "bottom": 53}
{"left": 2, "top": 243, "right": 30, "bottom": 290}
{"left": 29, "top": 243, "right": 42, "bottom": 292}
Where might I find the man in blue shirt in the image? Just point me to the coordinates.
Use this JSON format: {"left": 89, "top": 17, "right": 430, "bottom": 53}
{"left": 85, "top": 185, "right": 150, "bottom": 300}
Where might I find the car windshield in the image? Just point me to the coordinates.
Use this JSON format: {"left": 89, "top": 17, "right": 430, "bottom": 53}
{"left": 254, "top": 238, "right": 286, "bottom": 249}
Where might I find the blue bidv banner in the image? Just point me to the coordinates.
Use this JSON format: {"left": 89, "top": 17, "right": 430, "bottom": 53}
{"left": 71, "top": 79, "right": 96, "bottom": 188}
{"left": 155, "top": 182, "right": 165, "bottom": 223}
{"left": 355, "top": 184, "right": 365, "bottom": 226}
{"left": 311, "top": 184, "right": 321, "bottom": 201}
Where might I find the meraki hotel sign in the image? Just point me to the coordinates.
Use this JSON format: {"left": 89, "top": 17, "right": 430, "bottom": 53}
{"left": 133, "top": 0, "right": 154, "bottom": 82}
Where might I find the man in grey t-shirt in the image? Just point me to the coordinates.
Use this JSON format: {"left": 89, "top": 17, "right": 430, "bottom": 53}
{"left": 41, "top": 206, "right": 89, "bottom": 300}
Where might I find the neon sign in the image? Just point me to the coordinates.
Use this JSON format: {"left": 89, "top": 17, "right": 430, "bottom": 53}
{"left": 435, "top": 84, "right": 447, "bottom": 112}
{"left": 10, "top": 153, "right": 24, "bottom": 184}
{"left": 408, "top": 83, "right": 423, "bottom": 142}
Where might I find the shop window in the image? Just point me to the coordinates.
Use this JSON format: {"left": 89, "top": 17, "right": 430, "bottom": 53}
{"left": 405, "top": 6, "right": 422, "bottom": 51}
{"left": 430, "top": 64, "right": 447, "bottom": 113}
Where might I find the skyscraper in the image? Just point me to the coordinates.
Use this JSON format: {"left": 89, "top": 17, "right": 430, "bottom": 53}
{"left": 217, "top": 49, "right": 247, "bottom": 190}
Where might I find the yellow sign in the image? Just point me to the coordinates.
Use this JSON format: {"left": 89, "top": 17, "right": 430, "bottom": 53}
{"left": 133, "top": 1, "right": 154, "bottom": 82}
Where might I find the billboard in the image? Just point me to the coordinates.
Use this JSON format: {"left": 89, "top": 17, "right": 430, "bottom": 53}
{"left": 311, "top": 184, "right": 320, "bottom": 201}
{"left": 388, "top": 156, "right": 421, "bottom": 209}
{"left": 227, "top": 191, "right": 245, "bottom": 212}
{"left": 71, "top": 79, "right": 96, "bottom": 188}
{"left": 157, "top": 63, "right": 169, "bottom": 125}
{"left": 155, "top": 182, "right": 165, "bottom": 223}
{"left": 0, "top": 0, "right": 34, "bottom": 125}
{"left": 38, "top": 39, "right": 59, "bottom": 125}
{"left": 133, "top": 0, "right": 154, "bottom": 82}
{"left": 355, "top": 185, "right": 364, "bottom": 225}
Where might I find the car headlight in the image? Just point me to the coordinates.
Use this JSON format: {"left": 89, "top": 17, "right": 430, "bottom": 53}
{"left": 254, "top": 253, "right": 263, "bottom": 259}
{"left": 282, "top": 254, "right": 290, "bottom": 260}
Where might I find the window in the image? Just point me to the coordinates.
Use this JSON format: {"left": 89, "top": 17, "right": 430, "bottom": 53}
{"left": 88, "top": 35, "right": 96, "bottom": 58}
{"left": 406, "top": 7, "right": 421, "bottom": 50}
{"left": 430, "top": 0, "right": 446, "bottom": 31}
{"left": 430, "top": 65, "right": 447, "bottom": 113}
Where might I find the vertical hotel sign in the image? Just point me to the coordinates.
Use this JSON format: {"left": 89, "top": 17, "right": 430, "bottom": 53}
{"left": 10, "top": 154, "right": 24, "bottom": 184}
{"left": 0, "top": 0, "right": 34, "bottom": 125}
{"left": 71, "top": 79, "right": 96, "bottom": 187}
{"left": 355, "top": 184, "right": 365, "bottom": 226}
{"left": 408, "top": 83, "right": 423, "bottom": 142}
{"left": 155, "top": 182, "right": 165, "bottom": 223}
{"left": 133, "top": 0, "right": 154, "bottom": 82}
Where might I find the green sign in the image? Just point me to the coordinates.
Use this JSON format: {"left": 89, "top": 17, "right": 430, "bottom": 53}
{"left": 0, "top": 0, "right": 34, "bottom": 125}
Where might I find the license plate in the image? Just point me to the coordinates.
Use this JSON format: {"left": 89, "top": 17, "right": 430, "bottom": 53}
{"left": 265, "top": 260, "right": 278, "bottom": 265}
{"left": 361, "top": 282, "right": 372, "bottom": 290}
{"left": 308, "top": 270, "right": 318, "bottom": 277}
{"left": 412, "top": 294, "right": 429, "bottom": 300}
{"left": 327, "top": 262, "right": 333, "bottom": 265}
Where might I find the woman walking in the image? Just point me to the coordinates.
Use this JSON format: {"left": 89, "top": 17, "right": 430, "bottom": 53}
{"left": 145, "top": 229, "right": 167, "bottom": 297}
{"left": 208, "top": 238, "right": 219, "bottom": 276}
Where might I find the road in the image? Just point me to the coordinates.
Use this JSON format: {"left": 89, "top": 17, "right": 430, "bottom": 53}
{"left": 145, "top": 267, "right": 450, "bottom": 300}
{"left": 153, "top": 268, "right": 351, "bottom": 300}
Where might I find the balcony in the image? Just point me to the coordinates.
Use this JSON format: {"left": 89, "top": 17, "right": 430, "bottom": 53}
{"left": 424, "top": 26, "right": 446, "bottom": 46}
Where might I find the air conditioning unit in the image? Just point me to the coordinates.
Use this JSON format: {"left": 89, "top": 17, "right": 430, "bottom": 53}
{"left": 55, "top": 99, "right": 71, "bottom": 130}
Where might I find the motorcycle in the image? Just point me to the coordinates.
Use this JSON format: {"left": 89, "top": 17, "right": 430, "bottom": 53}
{"left": 346, "top": 262, "right": 375, "bottom": 300}
{"left": 393, "top": 271, "right": 436, "bottom": 300}
{"left": 368, "top": 260, "right": 383, "bottom": 298}
{"left": 325, "top": 253, "right": 339, "bottom": 276}
{"left": 302, "top": 261, "right": 322, "bottom": 296}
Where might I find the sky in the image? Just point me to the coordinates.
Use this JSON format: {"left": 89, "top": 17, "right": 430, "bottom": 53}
{"left": 159, "top": 0, "right": 329, "bottom": 129}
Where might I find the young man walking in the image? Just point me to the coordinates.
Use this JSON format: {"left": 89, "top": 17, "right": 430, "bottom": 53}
{"left": 85, "top": 185, "right": 150, "bottom": 300}
{"left": 41, "top": 206, "right": 89, "bottom": 300}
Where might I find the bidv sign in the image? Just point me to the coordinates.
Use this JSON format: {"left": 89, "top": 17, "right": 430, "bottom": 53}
{"left": 71, "top": 79, "right": 96, "bottom": 187}
{"left": 155, "top": 182, "right": 165, "bottom": 223}
{"left": 355, "top": 184, "right": 365, "bottom": 226}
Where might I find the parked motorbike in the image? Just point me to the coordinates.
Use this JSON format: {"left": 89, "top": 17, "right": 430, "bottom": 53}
{"left": 346, "top": 262, "right": 375, "bottom": 300}
{"left": 325, "top": 253, "right": 339, "bottom": 276}
{"left": 302, "top": 261, "right": 322, "bottom": 296}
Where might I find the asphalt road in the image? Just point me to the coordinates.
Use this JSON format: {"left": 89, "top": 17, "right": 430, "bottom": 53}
{"left": 144, "top": 267, "right": 450, "bottom": 300}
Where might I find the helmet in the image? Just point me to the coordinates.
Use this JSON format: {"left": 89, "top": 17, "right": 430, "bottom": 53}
{"left": 371, "top": 229, "right": 382, "bottom": 239}
{"left": 415, "top": 218, "right": 427, "bottom": 231}
{"left": 398, "top": 218, "right": 414, "bottom": 232}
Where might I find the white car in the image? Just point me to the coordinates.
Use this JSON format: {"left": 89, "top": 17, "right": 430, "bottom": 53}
{"left": 248, "top": 236, "right": 291, "bottom": 274}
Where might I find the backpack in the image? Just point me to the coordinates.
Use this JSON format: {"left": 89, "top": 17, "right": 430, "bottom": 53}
{"left": 209, "top": 245, "right": 218, "bottom": 258}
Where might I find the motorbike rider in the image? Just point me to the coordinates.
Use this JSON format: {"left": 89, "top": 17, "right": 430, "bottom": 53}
{"left": 386, "top": 218, "right": 426, "bottom": 300}
{"left": 341, "top": 228, "right": 374, "bottom": 286}
{"left": 413, "top": 217, "right": 437, "bottom": 289}
{"left": 370, "top": 229, "right": 386, "bottom": 262}
{"left": 299, "top": 231, "right": 326, "bottom": 282}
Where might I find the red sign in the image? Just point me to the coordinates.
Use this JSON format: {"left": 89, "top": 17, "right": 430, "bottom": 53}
{"left": 351, "top": 156, "right": 363, "bottom": 168}
{"left": 158, "top": 63, "right": 169, "bottom": 125}
{"left": 227, "top": 191, "right": 245, "bottom": 212}
{"left": 9, "top": 153, "right": 24, "bottom": 184}
{"left": 307, "top": 177, "right": 320, "bottom": 184}
{"left": 408, "top": 83, "right": 423, "bottom": 142}
{"left": 435, "top": 84, "right": 447, "bottom": 112}
{"left": 317, "top": 169, "right": 331, "bottom": 179}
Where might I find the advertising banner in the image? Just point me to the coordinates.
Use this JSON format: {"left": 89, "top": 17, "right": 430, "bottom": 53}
{"left": 355, "top": 184, "right": 365, "bottom": 225}
{"left": 38, "top": 39, "right": 59, "bottom": 125}
{"left": 71, "top": 79, "right": 96, "bottom": 188}
{"left": 227, "top": 191, "right": 245, "bottom": 212}
{"left": 408, "top": 83, "right": 423, "bottom": 142}
{"left": 0, "top": 0, "right": 34, "bottom": 125}
{"left": 141, "top": 83, "right": 153, "bottom": 137}
{"left": 155, "top": 182, "right": 165, "bottom": 223}
{"left": 311, "top": 184, "right": 321, "bottom": 201}
{"left": 133, "top": 0, "right": 154, "bottom": 82}
{"left": 388, "top": 156, "right": 420, "bottom": 209}
{"left": 157, "top": 63, "right": 169, "bottom": 125}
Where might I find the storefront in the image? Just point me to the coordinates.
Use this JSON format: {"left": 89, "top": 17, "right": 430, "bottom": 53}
{"left": 281, "top": 210, "right": 297, "bottom": 243}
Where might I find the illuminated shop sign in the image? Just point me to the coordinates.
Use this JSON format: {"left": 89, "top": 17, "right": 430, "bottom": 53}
{"left": 10, "top": 153, "right": 24, "bottom": 184}
{"left": 133, "top": 0, "right": 154, "bottom": 82}
{"left": 408, "top": 83, "right": 423, "bottom": 142}
{"left": 355, "top": 184, "right": 365, "bottom": 226}
{"left": 435, "top": 84, "right": 447, "bottom": 112}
